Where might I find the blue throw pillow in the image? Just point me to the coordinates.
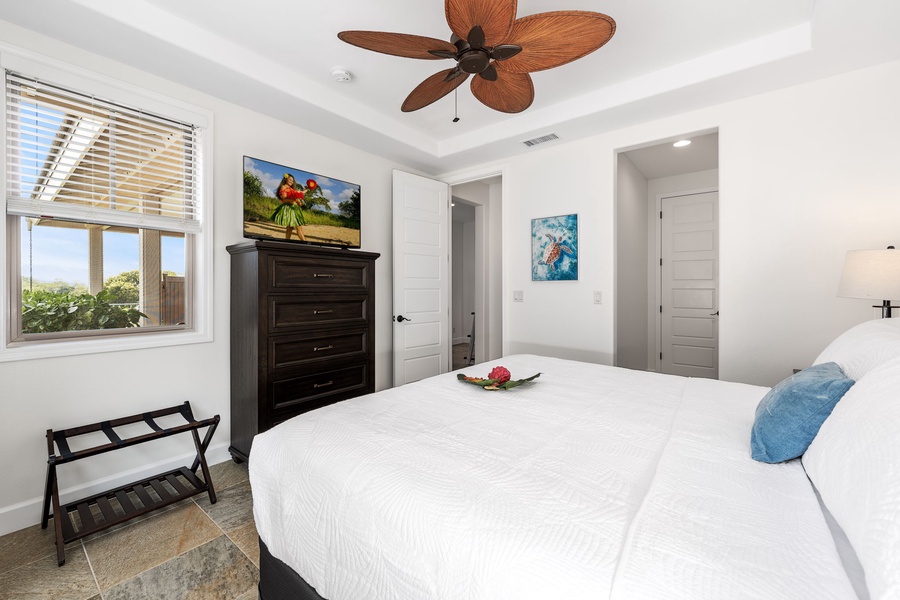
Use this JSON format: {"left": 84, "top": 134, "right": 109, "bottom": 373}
{"left": 750, "top": 362, "right": 855, "bottom": 463}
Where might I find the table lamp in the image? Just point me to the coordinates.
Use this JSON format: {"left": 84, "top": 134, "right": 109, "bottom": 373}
{"left": 838, "top": 246, "right": 900, "bottom": 318}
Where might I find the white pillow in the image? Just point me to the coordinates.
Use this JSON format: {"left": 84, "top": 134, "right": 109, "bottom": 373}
{"left": 813, "top": 318, "right": 900, "bottom": 381}
{"left": 802, "top": 355, "right": 900, "bottom": 600}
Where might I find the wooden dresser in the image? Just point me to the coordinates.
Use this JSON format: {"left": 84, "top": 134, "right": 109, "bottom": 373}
{"left": 226, "top": 239, "right": 379, "bottom": 462}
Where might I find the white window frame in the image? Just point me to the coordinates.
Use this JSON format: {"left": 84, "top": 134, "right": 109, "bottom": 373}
{"left": 0, "top": 45, "right": 214, "bottom": 362}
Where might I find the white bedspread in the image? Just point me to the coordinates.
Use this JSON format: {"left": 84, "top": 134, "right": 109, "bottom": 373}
{"left": 250, "top": 355, "right": 857, "bottom": 600}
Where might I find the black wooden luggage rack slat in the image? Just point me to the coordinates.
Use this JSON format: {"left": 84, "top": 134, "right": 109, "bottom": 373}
{"left": 41, "top": 401, "right": 219, "bottom": 566}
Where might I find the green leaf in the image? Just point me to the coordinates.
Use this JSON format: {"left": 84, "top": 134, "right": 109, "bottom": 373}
{"left": 20, "top": 287, "right": 145, "bottom": 333}
{"left": 500, "top": 372, "right": 541, "bottom": 389}
{"left": 458, "top": 372, "right": 541, "bottom": 390}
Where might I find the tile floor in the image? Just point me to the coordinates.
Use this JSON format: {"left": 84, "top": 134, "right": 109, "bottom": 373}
{"left": 0, "top": 460, "right": 258, "bottom": 600}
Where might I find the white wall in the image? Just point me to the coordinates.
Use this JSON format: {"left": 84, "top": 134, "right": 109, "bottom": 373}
{"left": 451, "top": 224, "right": 465, "bottom": 343}
{"left": 462, "top": 221, "right": 476, "bottom": 342}
{"left": 451, "top": 217, "right": 476, "bottom": 346}
{"left": 486, "top": 181, "right": 503, "bottom": 361}
{"left": 0, "top": 23, "right": 417, "bottom": 535}
{"left": 497, "top": 59, "right": 900, "bottom": 384}
{"left": 503, "top": 137, "right": 616, "bottom": 364}
{"left": 615, "top": 154, "right": 649, "bottom": 370}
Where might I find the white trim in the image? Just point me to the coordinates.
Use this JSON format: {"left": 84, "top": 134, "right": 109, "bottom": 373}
{"left": 0, "top": 43, "right": 214, "bottom": 362}
{"left": 5, "top": 202, "right": 203, "bottom": 234}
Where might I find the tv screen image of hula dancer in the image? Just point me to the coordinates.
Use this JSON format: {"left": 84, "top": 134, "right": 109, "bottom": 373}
{"left": 271, "top": 173, "right": 318, "bottom": 241}
{"left": 242, "top": 156, "right": 362, "bottom": 248}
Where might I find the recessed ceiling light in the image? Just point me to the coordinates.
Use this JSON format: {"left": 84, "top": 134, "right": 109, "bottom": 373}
{"left": 673, "top": 140, "right": 691, "bottom": 148}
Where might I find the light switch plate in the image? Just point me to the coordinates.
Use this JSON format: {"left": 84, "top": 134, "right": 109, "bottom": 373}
{"left": 513, "top": 290, "right": 524, "bottom": 302}
{"left": 593, "top": 291, "right": 602, "bottom": 304}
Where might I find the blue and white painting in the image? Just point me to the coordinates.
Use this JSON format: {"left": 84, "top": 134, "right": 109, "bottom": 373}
{"left": 532, "top": 214, "right": 578, "bottom": 281}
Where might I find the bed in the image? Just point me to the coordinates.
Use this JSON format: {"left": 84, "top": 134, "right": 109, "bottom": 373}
{"left": 249, "top": 319, "right": 900, "bottom": 600}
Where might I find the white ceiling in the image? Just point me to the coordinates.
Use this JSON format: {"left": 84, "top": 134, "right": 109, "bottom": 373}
{"left": 2, "top": 1, "right": 899, "bottom": 174}
{"left": 622, "top": 132, "right": 718, "bottom": 180}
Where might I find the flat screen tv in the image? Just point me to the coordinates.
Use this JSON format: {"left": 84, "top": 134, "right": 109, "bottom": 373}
{"left": 242, "top": 156, "right": 361, "bottom": 249}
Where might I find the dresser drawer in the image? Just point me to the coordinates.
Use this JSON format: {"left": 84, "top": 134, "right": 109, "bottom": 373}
{"left": 227, "top": 241, "right": 380, "bottom": 463}
{"left": 269, "top": 255, "right": 369, "bottom": 292}
{"left": 269, "top": 295, "right": 368, "bottom": 331}
{"left": 269, "top": 328, "right": 368, "bottom": 370}
{"left": 270, "top": 364, "right": 368, "bottom": 413}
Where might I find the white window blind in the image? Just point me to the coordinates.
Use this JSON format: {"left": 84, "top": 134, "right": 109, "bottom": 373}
{"left": 5, "top": 71, "right": 201, "bottom": 233}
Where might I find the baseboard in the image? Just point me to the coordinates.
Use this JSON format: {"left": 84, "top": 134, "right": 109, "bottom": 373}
{"left": 452, "top": 337, "right": 469, "bottom": 346}
{"left": 0, "top": 442, "right": 232, "bottom": 537}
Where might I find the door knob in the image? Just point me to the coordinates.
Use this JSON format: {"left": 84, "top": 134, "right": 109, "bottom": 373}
{"left": 395, "top": 315, "right": 412, "bottom": 322}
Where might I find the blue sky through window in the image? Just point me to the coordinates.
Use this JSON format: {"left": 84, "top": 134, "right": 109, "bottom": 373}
{"left": 17, "top": 102, "right": 64, "bottom": 196}
{"left": 20, "top": 221, "right": 185, "bottom": 285}
{"left": 16, "top": 100, "right": 185, "bottom": 286}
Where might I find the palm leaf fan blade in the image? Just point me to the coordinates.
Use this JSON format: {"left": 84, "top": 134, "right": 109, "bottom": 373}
{"left": 402, "top": 69, "right": 470, "bottom": 112}
{"left": 338, "top": 31, "right": 458, "bottom": 59}
{"left": 470, "top": 69, "right": 533, "bottom": 113}
{"left": 497, "top": 11, "right": 616, "bottom": 74}
{"left": 445, "top": 0, "right": 517, "bottom": 47}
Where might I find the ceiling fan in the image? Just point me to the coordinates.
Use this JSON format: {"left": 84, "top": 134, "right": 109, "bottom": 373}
{"left": 338, "top": 0, "right": 616, "bottom": 114}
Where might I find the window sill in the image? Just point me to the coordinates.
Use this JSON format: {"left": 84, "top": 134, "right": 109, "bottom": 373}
{"left": 0, "top": 328, "right": 213, "bottom": 362}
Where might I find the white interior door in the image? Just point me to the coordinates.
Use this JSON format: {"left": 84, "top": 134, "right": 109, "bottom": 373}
{"left": 392, "top": 170, "right": 450, "bottom": 385}
{"left": 660, "top": 191, "right": 719, "bottom": 379}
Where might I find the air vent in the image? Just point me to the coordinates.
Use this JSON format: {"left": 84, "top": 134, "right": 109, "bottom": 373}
{"left": 522, "top": 133, "right": 559, "bottom": 147}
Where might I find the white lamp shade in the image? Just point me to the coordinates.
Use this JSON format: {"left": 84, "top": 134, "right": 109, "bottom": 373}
{"left": 838, "top": 249, "right": 900, "bottom": 300}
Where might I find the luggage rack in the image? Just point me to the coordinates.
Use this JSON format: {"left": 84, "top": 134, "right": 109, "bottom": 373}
{"left": 42, "top": 401, "right": 219, "bottom": 566}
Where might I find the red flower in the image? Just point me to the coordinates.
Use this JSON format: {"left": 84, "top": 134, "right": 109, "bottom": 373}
{"left": 488, "top": 366, "right": 511, "bottom": 384}
{"left": 306, "top": 179, "right": 318, "bottom": 190}
{"left": 280, "top": 186, "right": 304, "bottom": 201}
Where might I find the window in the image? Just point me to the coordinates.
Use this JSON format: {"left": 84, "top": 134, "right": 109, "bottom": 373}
{"left": 2, "top": 51, "right": 212, "bottom": 360}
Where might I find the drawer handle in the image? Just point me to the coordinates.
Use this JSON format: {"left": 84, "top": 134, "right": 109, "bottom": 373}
{"left": 313, "top": 273, "right": 334, "bottom": 278}
{"left": 313, "top": 345, "right": 334, "bottom": 352}
{"left": 313, "top": 381, "right": 334, "bottom": 389}
{"left": 313, "top": 309, "right": 333, "bottom": 315}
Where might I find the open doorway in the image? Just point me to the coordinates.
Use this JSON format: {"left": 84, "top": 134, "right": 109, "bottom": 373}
{"left": 449, "top": 176, "right": 503, "bottom": 370}
{"left": 391, "top": 169, "right": 503, "bottom": 385}
{"left": 451, "top": 199, "right": 476, "bottom": 369}
{"left": 614, "top": 131, "right": 719, "bottom": 377}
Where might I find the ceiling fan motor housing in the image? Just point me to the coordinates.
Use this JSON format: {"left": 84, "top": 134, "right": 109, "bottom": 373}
{"left": 459, "top": 49, "right": 491, "bottom": 73}
{"left": 452, "top": 31, "right": 515, "bottom": 77}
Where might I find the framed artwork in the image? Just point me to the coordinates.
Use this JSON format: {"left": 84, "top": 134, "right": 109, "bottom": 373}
{"left": 532, "top": 214, "right": 578, "bottom": 281}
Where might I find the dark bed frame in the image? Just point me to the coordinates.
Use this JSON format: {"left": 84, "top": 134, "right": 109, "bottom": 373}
{"left": 259, "top": 538, "right": 328, "bottom": 600}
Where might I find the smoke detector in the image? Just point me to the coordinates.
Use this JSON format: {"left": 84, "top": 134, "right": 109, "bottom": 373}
{"left": 331, "top": 68, "right": 352, "bottom": 83}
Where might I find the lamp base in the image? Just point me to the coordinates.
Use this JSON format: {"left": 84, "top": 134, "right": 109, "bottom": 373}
{"left": 873, "top": 301, "right": 899, "bottom": 318}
